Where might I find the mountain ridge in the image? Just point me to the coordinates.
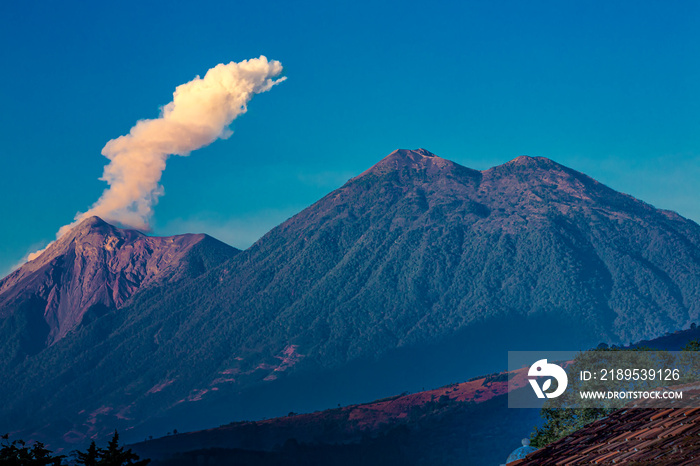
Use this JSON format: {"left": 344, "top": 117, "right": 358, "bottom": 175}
{"left": 2, "top": 148, "right": 700, "bottom": 448}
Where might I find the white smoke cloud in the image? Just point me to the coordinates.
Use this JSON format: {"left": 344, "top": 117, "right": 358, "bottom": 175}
{"left": 27, "top": 56, "right": 285, "bottom": 261}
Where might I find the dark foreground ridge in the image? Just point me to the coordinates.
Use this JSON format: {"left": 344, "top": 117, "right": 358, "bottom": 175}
{"left": 132, "top": 368, "right": 536, "bottom": 466}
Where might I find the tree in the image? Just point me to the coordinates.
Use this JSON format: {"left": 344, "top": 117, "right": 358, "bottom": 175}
{"left": 682, "top": 339, "right": 700, "bottom": 352}
{"left": 1, "top": 431, "right": 149, "bottom": 466}
{"left": 0, "top": 434, "right": 65, "bottom": 465}
{"left": 75, "top": 441, "right": 100, "bottom": 466}
{"left": 531, "top": 407, "right": 611, "bottom": 447}
{"left": 530, "top": 346, "right": 659, "bottom": 447}
{"left": 29, "top": 442, "right": 64, "bottom": 466}
{"left": 98, "top": 431, "right": 149, "bottom": 466}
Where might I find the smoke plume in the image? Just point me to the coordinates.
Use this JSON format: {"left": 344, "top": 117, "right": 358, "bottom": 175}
{"left": 28, "top": 56, "right": 285, "bottom": 261}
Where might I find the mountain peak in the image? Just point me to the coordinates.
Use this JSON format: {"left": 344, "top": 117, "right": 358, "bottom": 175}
{"left": 357, "top": 148, "right": 457, "bottom": 178}
{"left": 75, "top": 215, "right": 108, "bottom": 229}
{"left": 500, "top": 155, "right": 563, "bottom": 170}
{"left": 384, "top": 148, "right": 440, "bottom": 164}
{"left": 37, "top": 216, "right": 138, "bottom": 266}
{"left": 66, "top": 215, "right": 120, "bottom": 238}
{"left": 391, "top": 148, "right": 438, "bottom": 158}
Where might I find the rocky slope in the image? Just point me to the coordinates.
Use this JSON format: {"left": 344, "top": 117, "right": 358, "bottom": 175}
{"left": 0, "top": 216, "right": 237, "bottom": 352}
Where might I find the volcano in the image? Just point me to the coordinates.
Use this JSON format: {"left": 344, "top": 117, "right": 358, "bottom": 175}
{"left": 0, "top": 216, "right": 237, "bottom": 352}
{"left": 2, "top": 148, "right": 700, "bottom": 446}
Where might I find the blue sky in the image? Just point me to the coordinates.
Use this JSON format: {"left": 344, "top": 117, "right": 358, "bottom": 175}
{"left": 1, "top": 1, "right": 699, "bottom": 275}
